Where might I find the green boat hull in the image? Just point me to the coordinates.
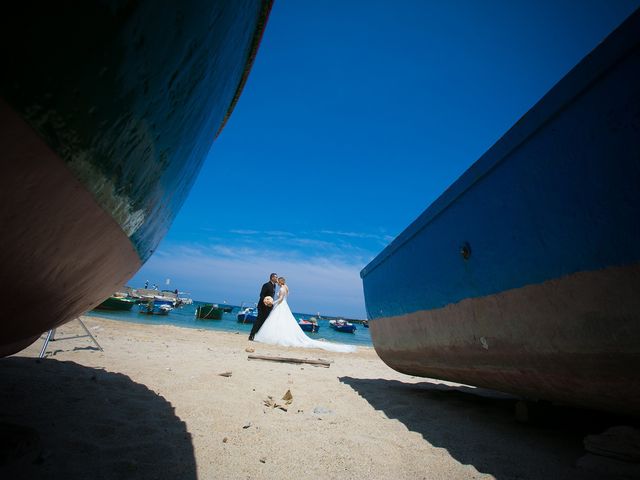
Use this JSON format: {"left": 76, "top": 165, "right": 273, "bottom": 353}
{"left": 95, "top": 296, "right": 136, "bottom": 311}
{"left": 196, "top": 305, "right": 223, "bottom": 320}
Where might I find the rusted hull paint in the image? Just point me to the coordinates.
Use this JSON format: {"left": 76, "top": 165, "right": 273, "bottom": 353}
{"left": 0, "top": 100, "right": 142, "bottom": 356}
{"left": 370, "top": 264, "right": 640, "bottom": 416}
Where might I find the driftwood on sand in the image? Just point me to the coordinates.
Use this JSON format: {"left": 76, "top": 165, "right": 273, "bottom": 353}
{"left": 247, "top": 354, "right": 332, "bottom": 368}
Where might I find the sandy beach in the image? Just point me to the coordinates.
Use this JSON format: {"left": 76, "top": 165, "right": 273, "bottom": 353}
{"left": 0, "top": 316, "right": 627, "bottom": 479}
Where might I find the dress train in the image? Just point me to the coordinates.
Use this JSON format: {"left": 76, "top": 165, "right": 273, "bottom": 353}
{"left": 254, "top": 298, "right": 356, "bottom": 353}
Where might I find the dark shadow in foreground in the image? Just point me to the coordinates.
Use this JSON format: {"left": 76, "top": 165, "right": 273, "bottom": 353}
{"left": 0, "top": 357, "right": 196, "bottom": 480}
{"left": 339, "top": 376, "right": 638, "bottom": 480}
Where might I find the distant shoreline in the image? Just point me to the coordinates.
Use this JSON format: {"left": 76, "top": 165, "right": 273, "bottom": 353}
{"left": 87, "top": 313, "right": 373, "bottom": 344}
{"left": 191, "top": 300, "right": 368, "bottom": 323}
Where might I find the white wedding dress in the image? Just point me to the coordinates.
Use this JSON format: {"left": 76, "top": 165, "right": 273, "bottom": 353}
{"left": 254, "top": 287, "right": 356, "bottom": 353}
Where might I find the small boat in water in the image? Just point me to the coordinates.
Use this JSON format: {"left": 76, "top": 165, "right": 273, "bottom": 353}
{"left": 195, "top": 304, "right": 224, "bottom": 320}
{"left": 329, "top": 319, "right": 356, "bottom": 334}
{"left": 176, "top": 294, "right": 193, "bottom": 307}
{"left": 137, "top": 289, "right": 179, "bottom": 307}
{"left": 360, "top": 10, "right": 640, "bottom": 416}
{"left": 298, "top": 319, "right": 319, "bottom": 333}
{"left": 94, "top": 296, "right": 137, "bottom": 311}
{"left": 237, "top": 306, "right": 258, "bottom": 323}
{"left": 138, "top": 299, "right": 173, "bottom": 316}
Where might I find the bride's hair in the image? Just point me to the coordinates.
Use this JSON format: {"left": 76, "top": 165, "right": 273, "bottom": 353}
{"left": 278, "top": 276, "right": 286, "bottom": 284}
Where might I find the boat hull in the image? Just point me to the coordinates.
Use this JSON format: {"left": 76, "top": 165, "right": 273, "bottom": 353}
{"left": 299, "top": 322, "right": 319, "bottom": 333}
{"left": 238, "top": 314, "right": 257, "bottom": 324}
{"left": 370, "top": 264, "right": 640, "bottom": 415}
{"left": 361, "top": 9, "right": 640, "bottom": 415}
{"left": 138, "top": 301, "right": 172, "bottom": 315}
{"left": 329, "top": 321, "right": 356, "bottom": 334}
{"left": 196, "top": 305, "right": 224, "bottom": 320}
{"left": 331, "top": 326, "right": 356, "bottom": 334}
{"left": 94, "top": 296, "right": 137, "bottom": 311}
{"left": 0, "top": 0, "right": 272, "bottom": 356}
{"left": 0, "top": 102, "right": 141, "bottom": 356}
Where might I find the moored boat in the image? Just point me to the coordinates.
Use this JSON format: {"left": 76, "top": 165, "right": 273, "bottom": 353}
{"left": 360, "top": 10, "right": 640, "bottom": 416}
{"left": 138, "top": 299, "right": 173, "bottom": 316}
{"left": 136, "top": 289, "right": 178, "bottom": 307}
{"left": 329, "top": 319, "right": 356, "bottom": 334}
{"left": 237, "top": 306, "right": 258, "bottom": 323}
{"left": 94, "top": 296, "right": 137, "bottom": 311}
{"left": 195, "top": 304, "right": 224, "bottom": 320}
{"left": 176, "top": 293, "right": 193, "bottom": 307}
{"left": 0, "top": 0, "right": 273, "bottom": 356}
{"left": 298, "top": 319, "right": 319, "bottom": 333}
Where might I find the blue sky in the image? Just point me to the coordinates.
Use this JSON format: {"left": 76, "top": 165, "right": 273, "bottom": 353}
{"left": 131, "top": 0, "right": 639, "bottom": 318}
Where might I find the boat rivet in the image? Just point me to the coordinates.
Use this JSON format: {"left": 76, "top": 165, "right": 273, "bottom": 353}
{"left": 460, "top": 242, "right": 471, "bottom": 260}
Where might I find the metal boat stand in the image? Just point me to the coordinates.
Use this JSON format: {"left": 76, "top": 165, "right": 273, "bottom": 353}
{"left": 38, "top": 318, "right": 103, "bottom": 358}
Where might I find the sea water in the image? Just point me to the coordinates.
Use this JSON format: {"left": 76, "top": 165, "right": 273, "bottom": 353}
{"left": 85, "top": 301, "right": 373, "bottom": 347}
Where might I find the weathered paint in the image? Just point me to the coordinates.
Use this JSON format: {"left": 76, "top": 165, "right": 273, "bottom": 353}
{"left": 370, "top": 264, "right": 640, "bottom": 416}
{"left": 0, "top": 1, "right": 272, "bottom": 356}
{"left": 0, "top": 100, "right": 141, "bottom": 356}
{"left": 361, "top": 9, "right": 640, "bottom": 414}
{"left": 0, "top": 0, "right": 272, "bottom": 261}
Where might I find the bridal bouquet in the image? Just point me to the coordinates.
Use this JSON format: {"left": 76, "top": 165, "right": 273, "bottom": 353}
{"left": 263, "top": 296, "right": 274, "bottom": 307}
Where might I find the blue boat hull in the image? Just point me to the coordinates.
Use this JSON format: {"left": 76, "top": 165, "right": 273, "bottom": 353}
{"left": 0, "top": 0, "right": 272, "bottom": 356}
{"left": 330, "top": 324, "right": 356, "bottom": 334}
{"left": 138, "top": 304, "right": 171, "bottom": 316}
{"left": 240, "top": 314, "right": 258, "bottom": 324}
{"left": 361, "top": 9, "right": 640, "bottom": 415}
{"left": 299, "top": 322, "right": 319, "bottom": 333}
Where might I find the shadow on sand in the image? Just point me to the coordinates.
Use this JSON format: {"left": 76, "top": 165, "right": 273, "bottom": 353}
{"left": 0, "top": 357, "right": 196, "bottom": 479}
{"left": 340, "top": 376, "right": 636, "bottom": 480}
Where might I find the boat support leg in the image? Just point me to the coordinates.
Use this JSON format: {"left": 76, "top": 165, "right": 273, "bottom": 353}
{"left": 38, "top": 318, "right": 103, "bottom": 359}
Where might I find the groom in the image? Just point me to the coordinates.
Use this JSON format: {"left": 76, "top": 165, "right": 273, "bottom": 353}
{"left": 248, "top": 272, "right": 278, "bottom": 341}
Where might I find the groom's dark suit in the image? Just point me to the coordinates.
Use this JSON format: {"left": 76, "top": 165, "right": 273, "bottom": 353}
{"left": 248, "top": 280, "right": 275, "bottom": 340}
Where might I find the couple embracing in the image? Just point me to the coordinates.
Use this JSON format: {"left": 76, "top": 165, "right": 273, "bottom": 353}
{"left": 248, "top": 273, "right": 355, "bottom": 353}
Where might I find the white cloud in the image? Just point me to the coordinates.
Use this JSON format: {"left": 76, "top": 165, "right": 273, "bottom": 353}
{"left": 264, "top": 230, "right": 296, "bottom": 237}
{"left": 321, "top": 229, "right": 372, "bottom": 238}
{"left": 321, "top": 229, "right": 396, "bottom": 245}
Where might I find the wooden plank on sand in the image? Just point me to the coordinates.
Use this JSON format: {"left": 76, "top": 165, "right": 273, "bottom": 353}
{"left": 247, "top": 354, "right": 332, "bottom": 368}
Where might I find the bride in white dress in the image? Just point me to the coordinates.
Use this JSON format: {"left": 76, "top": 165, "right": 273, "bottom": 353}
{"left": 254, "top": 277, "right": 356, "bottom": 353}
